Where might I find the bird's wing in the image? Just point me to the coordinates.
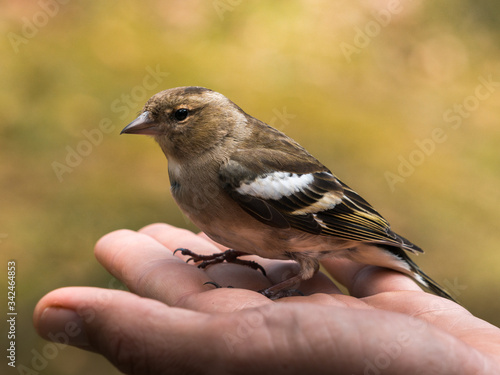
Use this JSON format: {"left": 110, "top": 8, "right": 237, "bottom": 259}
{"left": 219, "top": 150, "right": 422, "bottom": 253}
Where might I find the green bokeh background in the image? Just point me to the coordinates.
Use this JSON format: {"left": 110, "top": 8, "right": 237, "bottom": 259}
{"left": 2, "top": 1, "right": 499, "bottom": 374}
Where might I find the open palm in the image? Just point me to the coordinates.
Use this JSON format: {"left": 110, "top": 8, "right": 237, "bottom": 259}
{"left": 34, "top": 223, "right": 500, "bottom": 374}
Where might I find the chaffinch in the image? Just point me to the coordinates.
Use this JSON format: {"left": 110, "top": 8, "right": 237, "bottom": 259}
{"left": 121, "top": 86, "right": 455, "bottom": 301}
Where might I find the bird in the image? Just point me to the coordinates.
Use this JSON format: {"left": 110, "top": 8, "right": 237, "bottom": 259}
{"left": 121, "top": 86, "right": 455, "bottom": 301}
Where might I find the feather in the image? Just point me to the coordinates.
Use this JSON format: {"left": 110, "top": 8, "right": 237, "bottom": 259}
{"left": 220, "top": 156, "right": 422, "bottom": 253}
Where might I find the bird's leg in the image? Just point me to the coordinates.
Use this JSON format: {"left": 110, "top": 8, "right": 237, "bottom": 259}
{"left": 257, "top": 256, "right": 318, "bottom": 299}
{"left": 173, "top": 248, "right": 266, "bottom": 275}
{"left": 257, "top": 274, "right": 304, "bottom": 300}
{"left": 202, "top": 267, "right": 304, "bottom": 300}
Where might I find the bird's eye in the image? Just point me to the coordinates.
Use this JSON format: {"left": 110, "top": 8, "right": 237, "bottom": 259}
{"left": 174, "top": 108, "right": 189, "bottom": 121}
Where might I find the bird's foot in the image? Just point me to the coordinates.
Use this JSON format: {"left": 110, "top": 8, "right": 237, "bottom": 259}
{"left": 173, "top": 248, "right": 266, "bottom": 276}
{"left": 258, "top": 274, "right": 304, "bottom": 300}
{"left": 204, "top": 280, "right": 303, "bottom": 300}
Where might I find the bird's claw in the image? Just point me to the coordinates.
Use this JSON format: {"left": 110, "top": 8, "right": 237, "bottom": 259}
{"left": 173, "top": 248, "right": 186, "bottom": 256}
{"left": 204, "top": 281, "right": 221, "bottom": 288}
{"left": 173, "top": 248, "right": 266, "bottom": 276}
{"left": 204, "top": 281, "right": 234, "bottom": 289}
{"left": 258, "top": 288, "right": 304, "bottom": 300}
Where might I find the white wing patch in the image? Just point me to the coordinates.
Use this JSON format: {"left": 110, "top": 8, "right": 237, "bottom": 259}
{"left": 236, "top": 172, "right": 314, "bottom": 200}
{"left": 236, "top": 172, "right": 342, "bottom": 214}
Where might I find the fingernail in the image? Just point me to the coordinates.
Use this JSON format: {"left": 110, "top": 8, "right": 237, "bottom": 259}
{"left": 38, "top": 307, "right": 90, "bottom": 347}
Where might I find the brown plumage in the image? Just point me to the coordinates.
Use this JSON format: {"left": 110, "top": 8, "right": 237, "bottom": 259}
{"left": 121, "top": 86, "right": 455, "bottom": 301}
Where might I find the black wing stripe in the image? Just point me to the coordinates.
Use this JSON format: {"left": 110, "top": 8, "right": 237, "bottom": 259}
{"left": 302, "top": 188, "right": 323, "bottom": 201}
{"left": 276, "top": 191, "right": 316, "bottom": 212}
{"left": 270, "top": 196, "right": 300, "bottom": 212}
{"left": 293, "top": 190, "right": 319, "bottom": 206}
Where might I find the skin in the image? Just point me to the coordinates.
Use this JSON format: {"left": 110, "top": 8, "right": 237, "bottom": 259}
{"left": 34, "top": 223, "right": 500, "bottom": 374}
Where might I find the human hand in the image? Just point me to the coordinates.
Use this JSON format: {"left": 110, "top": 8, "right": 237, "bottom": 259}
{"left": 34, "top": 223, "right": 500, "bottom": 374}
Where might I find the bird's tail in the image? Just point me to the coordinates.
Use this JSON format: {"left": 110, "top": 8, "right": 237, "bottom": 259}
{"left": 392, "top": 248, "right": 457, "bottom": 302}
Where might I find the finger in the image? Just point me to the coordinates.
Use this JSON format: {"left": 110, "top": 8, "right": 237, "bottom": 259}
{"left": 95, "top": 228, "right": 213, "bottom": 305}
{"left": 33, "top": 287, "right": 217, "bottom": 374}
{"left": 141, "top": 223, "right": 294, "bottom": 290}
{"left": 321, "top": 257, "right": 422, "bottom": 298}
{"left": 141, "top": 223, "right": 264, "bottom": 267}
{"left": 140, "top": 223, "right": 222, "bottom": 256}
{"left": 138, "top": 223, "right": 270, "bottom": 289}
{"left": 141, "top": 224, "right": 340, "bottom": 297}
{"left": 143, "top": 223, "right": 268, "bottom": 268}
{"left": 98, "top": 226, "right": 272, "bottom": 309}
{"left": 141, "top": 223, "right": 270, "bottom": 288}
{"left": 33, "top": 287, "right": 491, "bottom": 375}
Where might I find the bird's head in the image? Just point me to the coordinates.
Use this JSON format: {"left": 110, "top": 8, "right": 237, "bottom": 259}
{"left": 121, "top": 86, "right": 248, "bottom": 160}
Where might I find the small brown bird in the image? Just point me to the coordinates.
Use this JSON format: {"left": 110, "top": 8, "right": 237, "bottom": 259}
{"left": 121, "top": 86, "right": 455, "bottom": 301}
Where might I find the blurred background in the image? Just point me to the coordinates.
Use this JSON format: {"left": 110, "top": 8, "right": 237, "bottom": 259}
{"left": 1, "top": 0, "right": 499, "bottom": 373}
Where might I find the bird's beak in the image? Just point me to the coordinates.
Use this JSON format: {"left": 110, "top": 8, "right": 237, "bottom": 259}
{"left": 120, "top": 111, "right": 160, "bottom": 135}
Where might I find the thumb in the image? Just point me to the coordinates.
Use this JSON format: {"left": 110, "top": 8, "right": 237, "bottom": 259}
{"left": 33, "top": 287, "right": 211, "bottom": 375}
